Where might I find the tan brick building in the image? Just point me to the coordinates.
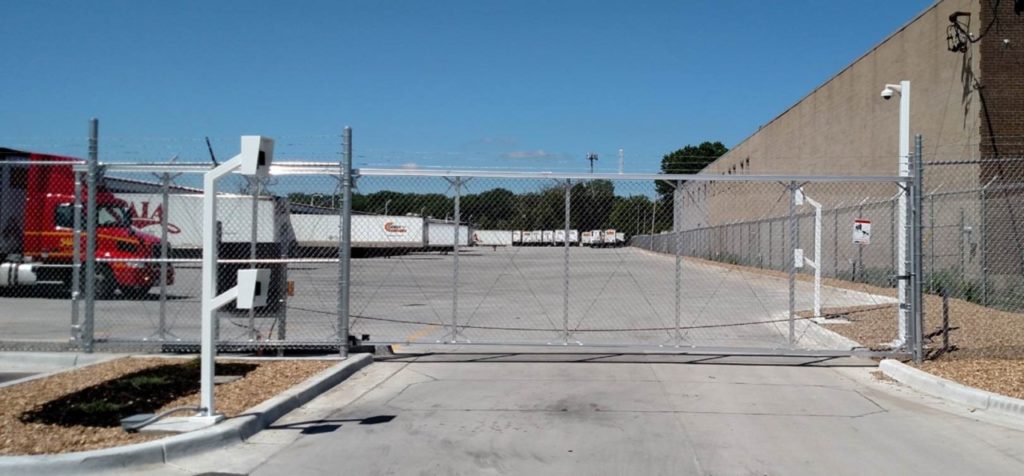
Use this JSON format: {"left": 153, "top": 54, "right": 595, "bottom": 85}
{"left": 674, "top": 0, "right": 1024, "bottom": 283}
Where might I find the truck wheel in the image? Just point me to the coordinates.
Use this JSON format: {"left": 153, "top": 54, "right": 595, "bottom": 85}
{"left": 95, "top": 265, "right": 117, "bottom": 299}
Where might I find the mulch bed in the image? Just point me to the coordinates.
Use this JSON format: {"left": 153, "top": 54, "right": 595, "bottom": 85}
{"left": 811, "top": 294, "right": 1024, "bottom": 359}
{"left": 680, "top": 254, "right": 1024, "bottom": 400}
{"left": 0, "top": 357, "right": 334, "bottom": 456}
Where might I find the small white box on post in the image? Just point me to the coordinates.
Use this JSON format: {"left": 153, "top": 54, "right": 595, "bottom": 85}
{"left": 238, "top": 136, "right": 274, "bottom": 177}
{"left": 236, "top": 268, "right": 271, "bottom": 309}
{"left": 196, "top": 135, "right": 274, "bottom": 427}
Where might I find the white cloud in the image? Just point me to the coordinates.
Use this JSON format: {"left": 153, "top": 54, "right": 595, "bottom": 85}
{"left": 502, "top": 149, "right": 567, "bottom": 160}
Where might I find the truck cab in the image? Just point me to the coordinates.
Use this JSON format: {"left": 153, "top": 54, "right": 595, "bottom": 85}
{"left": 1, "top": 148, "right": 172, "bottom": 297}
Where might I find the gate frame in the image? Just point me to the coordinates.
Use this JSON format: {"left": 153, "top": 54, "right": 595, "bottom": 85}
{"left": 350, "top": 167, "right": 916, "bottom": 358}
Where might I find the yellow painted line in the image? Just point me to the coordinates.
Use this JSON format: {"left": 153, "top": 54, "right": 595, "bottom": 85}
{"left": 393, "top": 323, "right": 441, "bottom": 352}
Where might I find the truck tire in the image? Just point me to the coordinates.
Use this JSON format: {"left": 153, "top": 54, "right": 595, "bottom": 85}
{"left": 95, "top": 265, "right": 117, "bottom": 300}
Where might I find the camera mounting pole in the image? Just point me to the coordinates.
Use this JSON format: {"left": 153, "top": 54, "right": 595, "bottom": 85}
{"left": 197, "top": 136, "right": 274, "bottom": 425}
{"left": 881, "top": 80, "right": 910, "bottom": 349}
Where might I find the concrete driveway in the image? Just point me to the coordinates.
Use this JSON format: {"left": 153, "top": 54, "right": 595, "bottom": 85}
{"left": 149, "top": 353, "right": 1024, "bottom": 476}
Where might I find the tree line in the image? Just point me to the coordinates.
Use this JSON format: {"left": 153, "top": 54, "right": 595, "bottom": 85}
{"left": 288, "top": 141, "right": 727, "bottom": 236}
{"left": 289, "top": 181, "right": 665, "bottom": 236}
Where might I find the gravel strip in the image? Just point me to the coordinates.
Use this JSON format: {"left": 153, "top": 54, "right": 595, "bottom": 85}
{"left": 680, "top": 254, "right": 1024, "bottom": 399}
{"left": 0, "top": 356, "right": 334, "bottom": 456}
{"left": 810, "top": 293, "right": 1024, "bottom": 357}
{"left": 915, "top": 359, "right": 1024, "bottom": 401}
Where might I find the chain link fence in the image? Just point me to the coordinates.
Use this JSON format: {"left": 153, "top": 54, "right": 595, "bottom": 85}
{"left": 917, "top": 158, "right": 1024, "bottom": 359}
{"left": 21, "top": 131, "right": 1011, "bottom": 359}
{"left": 0, "top": 146, "right": 910, "bottom": 355}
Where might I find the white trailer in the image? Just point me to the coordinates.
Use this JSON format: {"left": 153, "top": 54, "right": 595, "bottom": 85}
{"left": 553, "top": 229, "right": 566, "bottom": 245}
{"left": 525, "top": 230, "right": 543, "bottom": 246}
{"left": 542, "top": 230, "right": 554, "bottom": 245}
{"left": 120, "top": 192, "right": 294, "bottom": 313}
{"left": 591, "top": 230, "right": 604, "bottom": 247}
{"left": 473, "top": 229, "right": 513, "bottom": 247}
{"left": 512, "top": 230, "right": 522, "bottom": 245}
{"left": 426, "top": 220, "right": 470, "bottom": 250}
{"left": 615, "top": 232, "right": 625, "bottom": 246}
{"left": 569, "top": 229, "right": 579, "bottom": 245}
{"left": 604, "top": 229, "right": 618, "bottom": 247}
{"left": 289, "top": 214, "right": 426, "bottom": 249}
{"left": 581, "top": 231, "right": 592, "bottom": 246}
{"left": 119, "top": 192, "right": 292, "bottom": 251}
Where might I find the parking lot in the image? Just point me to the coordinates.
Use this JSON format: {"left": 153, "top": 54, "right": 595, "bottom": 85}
{"left": 0, "top": 246, "right": 895, "bottom": 351}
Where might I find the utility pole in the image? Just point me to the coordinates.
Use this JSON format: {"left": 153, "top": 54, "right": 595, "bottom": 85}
{"left": 587, "top": 153, "right": 598, "bottom": 174}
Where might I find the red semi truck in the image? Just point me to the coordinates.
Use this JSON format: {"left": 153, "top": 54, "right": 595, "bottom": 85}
{"left": 0, "top": 148, "right": 172, "bottom": 298}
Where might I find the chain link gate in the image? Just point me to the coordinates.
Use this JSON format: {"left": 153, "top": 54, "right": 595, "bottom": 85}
{"left": 347, "top": 168, "right": 911, "bottom": 356}
{"left": 0, "top": 127, "right": 924, "bottom": 358}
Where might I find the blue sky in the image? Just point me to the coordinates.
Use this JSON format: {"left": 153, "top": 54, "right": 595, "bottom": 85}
{"left": 1, "top": 0, "right": 933, "bottom": 172}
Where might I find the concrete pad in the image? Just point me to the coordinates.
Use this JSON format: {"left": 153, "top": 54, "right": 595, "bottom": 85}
{"left": 230, "top": 360, "right": 1024, "bottom": 476}
{"left": 140, "top": 415, "right": 224, "bottom": 434}
{"left": 0, "top": 372, "right": 34, "bottom": 384}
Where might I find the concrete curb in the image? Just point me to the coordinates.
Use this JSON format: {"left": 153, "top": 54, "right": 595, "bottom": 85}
{"left": 879, "top": 359, "right": 1024, "bottom": 418}
{"left": 0, "top": 353, "right": 372, "bottom": 475}
{"left": 0, "top": 352, "right": 121, "bottom": 389}
{"left": 0, "top": 351, "right": 119, "bottom": 372}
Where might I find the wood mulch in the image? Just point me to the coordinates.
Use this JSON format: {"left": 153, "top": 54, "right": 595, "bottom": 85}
{"left": 0, "top": 357, "right": 334, "bottom": 456}
{"left": 681, "top": 255, "right": 1024, "bottom": 400}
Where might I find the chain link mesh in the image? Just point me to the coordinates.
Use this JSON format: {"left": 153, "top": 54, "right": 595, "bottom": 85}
{"left": 0, "top": 154, "right": 914, "bottom": 355}
{"left": 918, "top": 159, "right": 1024, "bottom": 359}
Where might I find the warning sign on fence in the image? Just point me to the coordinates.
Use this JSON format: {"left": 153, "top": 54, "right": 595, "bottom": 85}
{"left": 853, "top": 219, "right": 871, "bottom": 245}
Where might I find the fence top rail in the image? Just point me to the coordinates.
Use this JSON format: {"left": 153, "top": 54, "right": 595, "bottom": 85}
{"left": 355, "top": 167, "right": 909, "bottom": 183}
{"left": 74, "top": 162, "right": 909, "bottom": 183}
{"left": 73, "top": 161, "right": 340, "bottom": 175}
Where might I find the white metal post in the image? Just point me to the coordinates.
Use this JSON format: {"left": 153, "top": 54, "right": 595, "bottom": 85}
{"left": 800, "top": 192, "right": 823, "bottom": 319}
{"left": 894, "top": 80, "right": 910, "bottom": 346}
{"left": 199, "top": 136, "right": 273, "bottom": 422}
{"left": 200, "top": 164, "right": 231, "bottom": 421}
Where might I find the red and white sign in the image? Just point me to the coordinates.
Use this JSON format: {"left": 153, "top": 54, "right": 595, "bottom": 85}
{"left": 383, "top": 221, "right": 408, "bottom": 234}
{"left": 853, "top": 219, "right": 871, "bottom": 245}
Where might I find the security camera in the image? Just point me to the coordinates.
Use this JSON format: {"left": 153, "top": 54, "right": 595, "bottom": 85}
{"left": 238, "top": 135, "right": 274, "bottom": 177}
{"left": 881, "top": 87, "right": 895, "bottom": 100}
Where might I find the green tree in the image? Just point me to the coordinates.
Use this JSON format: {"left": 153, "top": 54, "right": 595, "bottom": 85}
{"left": 609, "top": 195, "right": 654, "bottom": 237}
{"left": 650, "top": 141, "right": 728, "bottom": 233}
{"left": 655, "top": 141, "right": 728, "bottom": 199}
{"left": 462, "top": 188, "right": 517, "bottom": 228}
{"left": 571, "top": 180, "right": 615, "bottom": 231}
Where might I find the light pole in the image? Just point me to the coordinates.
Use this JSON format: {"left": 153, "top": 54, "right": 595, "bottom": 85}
{"left": 882, "top": 80, "right": 910, "bottom": 347}
{"left": 384, "top": 199, "right": 392, "bottom": 216}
